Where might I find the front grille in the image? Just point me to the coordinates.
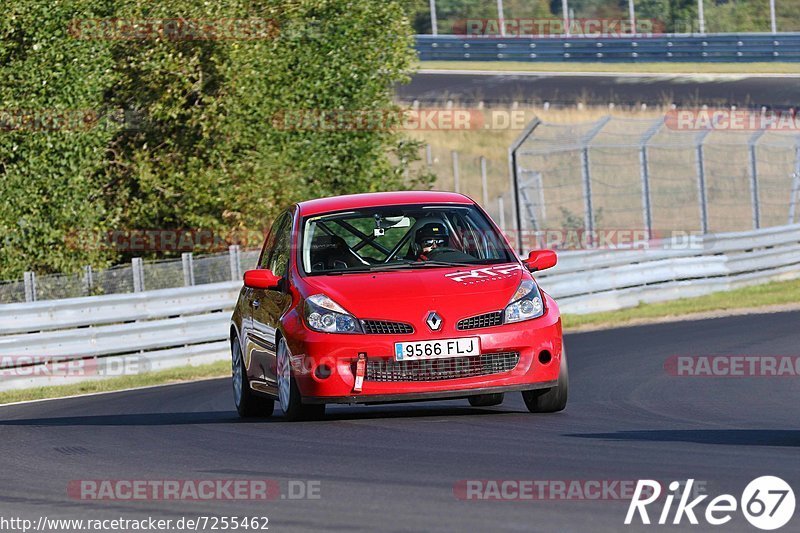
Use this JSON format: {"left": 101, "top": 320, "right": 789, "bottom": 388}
{"left": 361, "top": 320, "right": 414, "bottom": 335}
{"left": 365, "top": 352, "right": 519, "bottom": 382}
{"left": 457, "top": 311, "right": 503, "bottom": 330}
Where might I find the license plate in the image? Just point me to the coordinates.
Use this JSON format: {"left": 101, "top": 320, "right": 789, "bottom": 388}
{"left": 394, "top": 338, "right": 480, "bottom": 361}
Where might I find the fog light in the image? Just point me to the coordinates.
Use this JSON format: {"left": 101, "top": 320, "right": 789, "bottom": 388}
{"left": 538, "top": 350, "right": 552, "bottom": 365}
{"left": 314, "top": 364, "right": 332, "bottom": 380}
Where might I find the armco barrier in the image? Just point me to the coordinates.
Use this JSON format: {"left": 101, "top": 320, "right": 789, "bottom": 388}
{"left": 415, "top": 33, "right": 800, "bottom": 62}
{"left": 1, "top": 224, "right": 799, "bottom": 392}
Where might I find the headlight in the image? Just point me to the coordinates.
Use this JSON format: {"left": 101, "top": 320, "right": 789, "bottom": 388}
{"left": 504, "top": 279, "right": 544, "bottom": 324}
{"left": 304, "top": 294, "right": 363, "bottom": 334}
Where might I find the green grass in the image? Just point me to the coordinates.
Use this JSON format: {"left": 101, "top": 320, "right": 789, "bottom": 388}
{"left": 418, "top": 60, "right": 800, "bottom": 74}
{"left": 0, "top": 360, "right": 229, "bottom": 406}
{"left": 2, "top": 279, "right": 799, "bottom": 404}
{"left": 562, "top": 277, "right": 800, "bottom": 330}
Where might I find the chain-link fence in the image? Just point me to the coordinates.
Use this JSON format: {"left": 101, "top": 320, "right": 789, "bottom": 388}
{"left": 510, "top": 115, "right": 800, "bottom": 243}
{"left": 0, "top": 247, "right": 262, "bottom": 305}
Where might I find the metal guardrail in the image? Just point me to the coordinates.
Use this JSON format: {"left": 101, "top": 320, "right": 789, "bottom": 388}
{"left": 1, "top": 224, "right": 799, "bottom": 392}
{"left": 416, "top": 33, "right": 800, "bottom": 62}
{"left": 0, "top": 247, "right": 260, "bottom": 305}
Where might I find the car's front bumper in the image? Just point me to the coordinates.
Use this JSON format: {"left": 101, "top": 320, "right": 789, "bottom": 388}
{"left": 282, "top": 304, "right": 563, "bottom": 405}
{"left": 302, "top": 381, "right": 558, "bottom": 404}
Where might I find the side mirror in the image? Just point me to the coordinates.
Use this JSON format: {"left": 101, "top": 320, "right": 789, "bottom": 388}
{"left": 243, "top": 269, "right": 281, "bottom": 290}
{"left": 524, "top": 250, "right": 557, "bottom": 272}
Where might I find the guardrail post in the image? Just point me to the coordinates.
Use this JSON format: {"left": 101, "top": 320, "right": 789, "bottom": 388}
{"left": 182, "top": 252, "right": 195, "bottom": 287}
{"left": 83, "top": 265, "right": 94, "bottom": 295}
{"left": 229, "top": 245, "right": 241, "bottom": 281}
{"left": 695, "top": 130, "right": 711, "bottom": 234}
{"left": 132, "top": 258, "right": 144, "bottom": 292}
{"left": 451, "top": 150, "right": 460, "bottom": 193}
{"left": 480, "top": 156, "right": 489, "bottom": 207}
{"left": 23, "top": 271, "right": 36, "bottom": 302}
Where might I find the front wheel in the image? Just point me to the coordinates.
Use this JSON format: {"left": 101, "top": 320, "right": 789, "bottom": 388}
{"left": 522, "top": 348, "right": 568, "bottom": 413}
{"left": 232, "top": 337, "right": 274, "bottom": 418}
{"left": 277, "top": 338, "right": 326, "bottom": 421}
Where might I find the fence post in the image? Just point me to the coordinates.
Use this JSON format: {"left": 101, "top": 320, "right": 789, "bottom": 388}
{"left": 132, "top": 258, "right": 144, "bottom": 292}
{"left": 639, "top": 119, "right": 661, "bottom": 240}
{"left": 83, "top": 265, "right": 94, "bottom": 296}
{"left": 534, "top": 172, "right": 546, "bottom": 224}
{"left": 182, "top": 252, "right": 195, "bottom": 287}
{"left": 790, "top": 144, "right": 800, "bottom": 225}
{"left": 496, "top": 0, "right": 506, "bottom": 36}
{"left": 451, "top": 151, "right": 460, "bottom": 193}
{"left": 480, "top": 156, "right": 489, "bottom": 207}
{"left": 425, "top": 144, "right": 433, "bottom": 167}
{"left": 429, "top": 0, "right": 438, "bottom": 35}
{"left": 580, "top": 147, "right": 595, "bottom": 240}
{"left": 638, "top": 146, "right": 653, "bottom": 239}
{"left": 509, "top": 118, "right": 542, "bottom": 255}
{"left": 748, "top": 130, "right": 765, "bottom": 230}
{"left": 695, "top": 130, "right": 711, "bottom": 234}
{"left": 229, "top": 245, "right": 241, "bottom": 281}
{"left": 23, "top": 271, "right": 36, "bottom": 303}
{"left": 579, "top": 116, "right": 611, "bottom": 248}
{"left": 498, "top": 195, "right": 506, "bottom": 232}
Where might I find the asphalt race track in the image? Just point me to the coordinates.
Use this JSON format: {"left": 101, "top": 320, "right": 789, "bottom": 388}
{"left": 1, "top": 311, "right": 799, "bottom": 532}
{"left": 398, "top": 71, "right": 800, "bottom": 107}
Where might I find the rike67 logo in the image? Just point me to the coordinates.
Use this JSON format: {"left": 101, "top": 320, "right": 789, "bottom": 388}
{"left": 626, "top": 477, "right": 795, "bottom": 530}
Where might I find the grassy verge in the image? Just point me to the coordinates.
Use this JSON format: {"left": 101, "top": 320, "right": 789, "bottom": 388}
{"left": 562, "top": 278, "right": 800, "bottom": 330}
{"left": 0, "top": 360, "right": 229, "bottom": 406}
{"left": 418, "top": 61, "right": 800, "bottom": 74}
{"left": 2, "top": 280, "right": 799, "bottom": 405}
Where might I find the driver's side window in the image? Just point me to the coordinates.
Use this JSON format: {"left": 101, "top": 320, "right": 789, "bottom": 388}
{"left": 266, "top": 214, "right": 292, "bottom": 278}
{"left": 259, "top": 213, "right": 289, "bottom": 270}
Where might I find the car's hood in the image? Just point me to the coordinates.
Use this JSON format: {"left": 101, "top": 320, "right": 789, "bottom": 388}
{"left": 301, "top": 263, "right": 527, "bottom": 323}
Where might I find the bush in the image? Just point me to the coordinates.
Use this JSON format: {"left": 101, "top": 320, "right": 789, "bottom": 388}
{"left": 0, "top": 0, "right": 432, "bottom": 279}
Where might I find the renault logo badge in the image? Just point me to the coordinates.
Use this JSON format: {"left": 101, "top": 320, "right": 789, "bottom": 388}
{"left": 426, "top": 311, "right": 443, "bottom": 331}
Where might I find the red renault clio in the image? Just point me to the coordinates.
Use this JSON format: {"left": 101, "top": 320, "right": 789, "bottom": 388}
{"left": 230, "top": 191, "right": 566, "bottom": 420}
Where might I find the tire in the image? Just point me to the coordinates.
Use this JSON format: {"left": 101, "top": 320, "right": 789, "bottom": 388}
{"left": 277, "top": 337, "right": 326, "bottom": 421}
{"left": 232, "top": 337, "right": 275, "bottom": 418}
{"left": 468, "top": 393, "right": 505, "bottom": 407}
{"left": 522, "top": 348, "right": 568, "bottom": 413}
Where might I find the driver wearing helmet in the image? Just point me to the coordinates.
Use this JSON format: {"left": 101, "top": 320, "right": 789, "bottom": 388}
{"left": 414, "top": 222, "right": 449, "bottom": 261}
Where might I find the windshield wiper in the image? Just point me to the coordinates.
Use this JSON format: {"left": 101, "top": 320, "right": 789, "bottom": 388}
{"left": 406, "top": 260, "right": 467, "bottom": 268}
{"left": 320, "top": 263, "right": 417, "bottom": 275}
{"left": 316, "top": 259, "right": 503, "bottom": 275}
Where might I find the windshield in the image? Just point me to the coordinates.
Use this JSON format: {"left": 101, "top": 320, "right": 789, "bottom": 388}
{"left": 301, "top": 204, "right": 515, "bottom": 275}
